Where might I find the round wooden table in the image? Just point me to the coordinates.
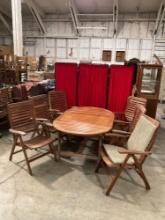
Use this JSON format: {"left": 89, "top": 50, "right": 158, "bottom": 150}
{"left": 53, "top": 106, "right": 114, "bottom": 159}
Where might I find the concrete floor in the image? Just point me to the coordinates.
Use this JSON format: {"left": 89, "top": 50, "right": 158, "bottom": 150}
{"left": 0, "top": 123, "right": 165, "bottom": 219}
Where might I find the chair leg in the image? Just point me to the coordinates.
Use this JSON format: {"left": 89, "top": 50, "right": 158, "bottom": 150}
{"left": 9, "top": 135, "right": 18, "bottom": 161}
{"left": 9, "top": 143, "right": 16, "bottom": 161}
{"left": 56, "top": 132, "right": 62, "bottom": 160}
{"left": 135, "top": 168, "right": 151, "bottom": 190}
{"left": 22, "top": 147, "right": 33, "bottom": 176}
{"left": 106, "top": 166, "right": 124, "bottom": 196}
{"left": 49, "top": 143, "right": 56, "bottom": 161}
{"left": 95, "top": 158, "right": 103, "bottom": 173}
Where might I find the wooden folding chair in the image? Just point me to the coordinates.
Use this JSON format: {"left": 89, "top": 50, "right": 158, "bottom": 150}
{"left": 115, "top": 96, "right": 147, "bottom": 123}
{"left": 96, "top": 115, "right": 159, "bottom": 196}
{"left": 8, "top": 100, "right": 57, "bottom": 175}
{"left": 48, "top": 90, "right": 67, "bottom": 116}
{"left": 30, "top": 94, "right": 56, "bottom": 134}
{"left": 105, "top": 104, "right": 146, "bottom": 146}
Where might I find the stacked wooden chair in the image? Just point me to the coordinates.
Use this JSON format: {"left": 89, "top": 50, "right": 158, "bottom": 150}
{"left": 96, "top": 115, "right": 159, "bottom": 196}
{"left": 8, "top": 100, "right": 57, "bottom": 175}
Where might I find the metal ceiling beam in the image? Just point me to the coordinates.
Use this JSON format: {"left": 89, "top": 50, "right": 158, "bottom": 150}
{"left": 32, "top": 0, "right": 45, "bottom": 18}
{"left": 154, "top": 0, "right": 165, "bottom": 36}
{"left": 0, "top": 5, "right": 11, "bottom": 18}
{"left": 69, "top": 0, "right": 80, "bottom": 36}
{"left": 113, "top": 0, "right": 118, "bottom": 36}
{"left": 0, "top": 13, "right": 12, "bottom": 34}
{"left": 24, "top": 0, "right": 46, "bottom": 34}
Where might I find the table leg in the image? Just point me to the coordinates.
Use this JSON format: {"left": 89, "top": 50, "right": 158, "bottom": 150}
{"left": 98, "top": 135, "right": 103, "bottom": 156}
{"left": 56, "top": 131, "right": 62, "bottom": 160}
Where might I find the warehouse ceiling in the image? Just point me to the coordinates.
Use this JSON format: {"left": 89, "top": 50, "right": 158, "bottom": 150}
{"left": 0, "top": 0, "right": 162, "bottom": 17}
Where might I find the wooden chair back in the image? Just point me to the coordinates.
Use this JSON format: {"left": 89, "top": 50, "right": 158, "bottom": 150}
{"left": 7, "top": 100, "right": 36, "bottom": 132}
{"left": 29, "top": 94, "right": 50, "bottom": 120}
{"left": 48, "top": 90, "right": 67, "bottom": 113}
{"left": 125, "top": 96, "right": 147, "bottom": 122}
{"left": 127, "top": 114, "right": 159, "bottom": 164}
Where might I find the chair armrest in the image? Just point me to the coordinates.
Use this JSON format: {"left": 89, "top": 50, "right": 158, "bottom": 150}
{"left": 49, "top": 108, "right": 63, "bottom": 114}
{"left": 49, "top": 108, "right": 60, "bottom": 113}
{"left": 105, "top": 131, "right": 130, "bottom": 138}
{"left": 114, "top": 120, "right": 130, "bottom": 124}
{"left": 112, "top": 129, "right": 131, "bottom": 135}
{"left": 9, "top": 129, "right": 26, "bottom": 136}
{"left": 44, "top": 121, "right": 54, "bottom": 127}
{"left": 118, "top": 149, "right": 151, "bottom": 155}
{"left": 35, "top": 117, "right": 49, "bottom": 122}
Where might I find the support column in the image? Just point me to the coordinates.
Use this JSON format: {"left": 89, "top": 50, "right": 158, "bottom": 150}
{"left": 11, "top": 0, "right": 23, "bottom": 56}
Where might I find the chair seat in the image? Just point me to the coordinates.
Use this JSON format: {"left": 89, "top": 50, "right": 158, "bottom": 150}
{"left": 24, "top": 135, "right": 55, "bottom": 149}
{"left": 103, "top": 144, "right": 134, "bottom": 164}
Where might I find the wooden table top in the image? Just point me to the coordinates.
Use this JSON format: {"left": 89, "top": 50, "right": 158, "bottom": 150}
{"left": 53, "top": 106, "right": 114, "bottom": 136}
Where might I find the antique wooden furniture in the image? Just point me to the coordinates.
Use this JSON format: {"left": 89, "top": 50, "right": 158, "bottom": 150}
{"left": 96, "top": 115, "right": 159, "bottom": 196}
{"left": 53, "top": 106, "right": 114, "bottom": 159}
{"left": 48, "top": 90, "right": 67, "bottom": 116}
{"left": 136, "top": 64, "right": 162, "bottom": 118}
{"left": 105, "top": 104, "right": 146, "bottom": 146}
{"left": 11, "top": 84, "right": 28, "bottom": 102}
{"left": 0, "top": 88, "right": 10, "bottom": 133}
{"left": 8, "top": 100, "right": 57, "bottom": 175}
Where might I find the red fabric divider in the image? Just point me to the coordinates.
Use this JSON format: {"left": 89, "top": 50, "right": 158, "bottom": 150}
{"left": 55, "top": 63, "right": 78, "bottom": 107}
{"left": 78, "top": 64, "right": 108, "bottom": 108}
{"left": 108, "top": 65, "right": 134, "bottom": 112}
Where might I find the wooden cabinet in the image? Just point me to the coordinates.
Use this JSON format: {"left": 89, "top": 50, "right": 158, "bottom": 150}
{"left": 136, "top": 64, "right": 162, "bottom": 118}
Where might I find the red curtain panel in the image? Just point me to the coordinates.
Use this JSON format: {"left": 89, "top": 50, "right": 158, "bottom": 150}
{"left": 55, "top": 63, "right": 78, "bottom": 107}
{"left": 108, "top": 65, "right": 134, "bottom": 112}
{"left": 78, "top": 64, "right": 108, "bottom": 108}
